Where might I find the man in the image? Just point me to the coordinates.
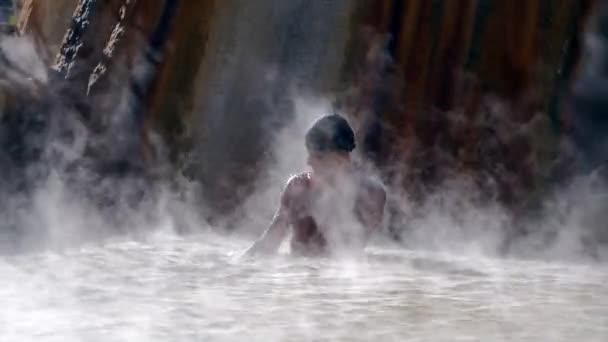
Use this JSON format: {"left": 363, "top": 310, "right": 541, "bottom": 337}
{"left": 245, "top": 114, "right": 386, "bottom": 256}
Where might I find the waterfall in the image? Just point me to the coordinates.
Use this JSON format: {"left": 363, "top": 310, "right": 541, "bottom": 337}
{"left": 188, "top": 0, "right": 357, "bottom": 217}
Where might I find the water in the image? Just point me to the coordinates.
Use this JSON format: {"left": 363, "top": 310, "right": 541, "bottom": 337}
{"left": 1, "top": 232, "right": 607, "bottom": 341}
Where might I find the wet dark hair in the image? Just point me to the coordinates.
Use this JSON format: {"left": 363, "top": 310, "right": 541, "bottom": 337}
{"left": 305, "top": 114, "right": 356, "bottom": 153}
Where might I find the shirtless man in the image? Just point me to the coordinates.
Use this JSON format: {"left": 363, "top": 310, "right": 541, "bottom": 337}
{"left": 245, "top": 114, "right": 386, "bottom": 256}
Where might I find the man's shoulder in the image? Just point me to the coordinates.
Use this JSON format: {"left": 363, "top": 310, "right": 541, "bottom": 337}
{"left": 282, "top": 172, "right": 312, "bottom": 200}
{"left": 286, "top": 172, "right": 312, "bottom": 187}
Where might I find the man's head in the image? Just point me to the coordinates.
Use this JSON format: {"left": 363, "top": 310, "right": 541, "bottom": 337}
{"left": 305, "top": 114, "right": 355, "bottom": 177}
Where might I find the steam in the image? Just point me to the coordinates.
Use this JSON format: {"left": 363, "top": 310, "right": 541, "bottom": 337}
{"left": 234, "top": 95, "right": 332, "bottom": 237}
{"left": 231, "top": 67, "right": 608, "bottom": 263}
{"left": 2, "top": 6, "right": 607, "bottom": 342}
{"left": 0, "top": 35, "right": 204, "bottom": 254}
{"left": 1, "top": 7, "right": 607, "bottom": 265}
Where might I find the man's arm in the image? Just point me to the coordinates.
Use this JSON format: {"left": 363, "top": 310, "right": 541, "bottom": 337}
{"left": 356, "top": 181, "right": 387, "bottom": 238}
{"left": 244, "top": 204, "right": 290, "bottom": 256}
{"left": 244, "top": 174, "right": 306, "bottom": 256}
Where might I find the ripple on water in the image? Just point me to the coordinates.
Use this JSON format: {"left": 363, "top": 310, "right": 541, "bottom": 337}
{"left": 1, "top": 234, "right": 608, "bottom": 341}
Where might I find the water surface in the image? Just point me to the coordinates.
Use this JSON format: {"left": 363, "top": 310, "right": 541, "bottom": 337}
{"left": 1, "top": 233, "right": 607, "bottom": 341}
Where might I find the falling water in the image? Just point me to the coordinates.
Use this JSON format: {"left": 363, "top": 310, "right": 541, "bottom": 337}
{"left": 52, "top": 0, "right": 97, "bottom": 78}
{"left": 189, "top": 0, "right": 356, "bottom": 215}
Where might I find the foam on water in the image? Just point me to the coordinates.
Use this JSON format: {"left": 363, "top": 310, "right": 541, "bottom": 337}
{"left": 1, "top": 232, "right": 607, "bottom": 342}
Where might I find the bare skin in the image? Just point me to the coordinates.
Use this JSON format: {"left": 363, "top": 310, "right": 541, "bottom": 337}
{"left": 246, "top": 152, "right": 386, "bottom": 256}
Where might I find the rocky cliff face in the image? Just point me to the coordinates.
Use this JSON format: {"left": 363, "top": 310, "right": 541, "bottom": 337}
{"left": 11, "top": 0, "right": 596, "bottom": 221}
